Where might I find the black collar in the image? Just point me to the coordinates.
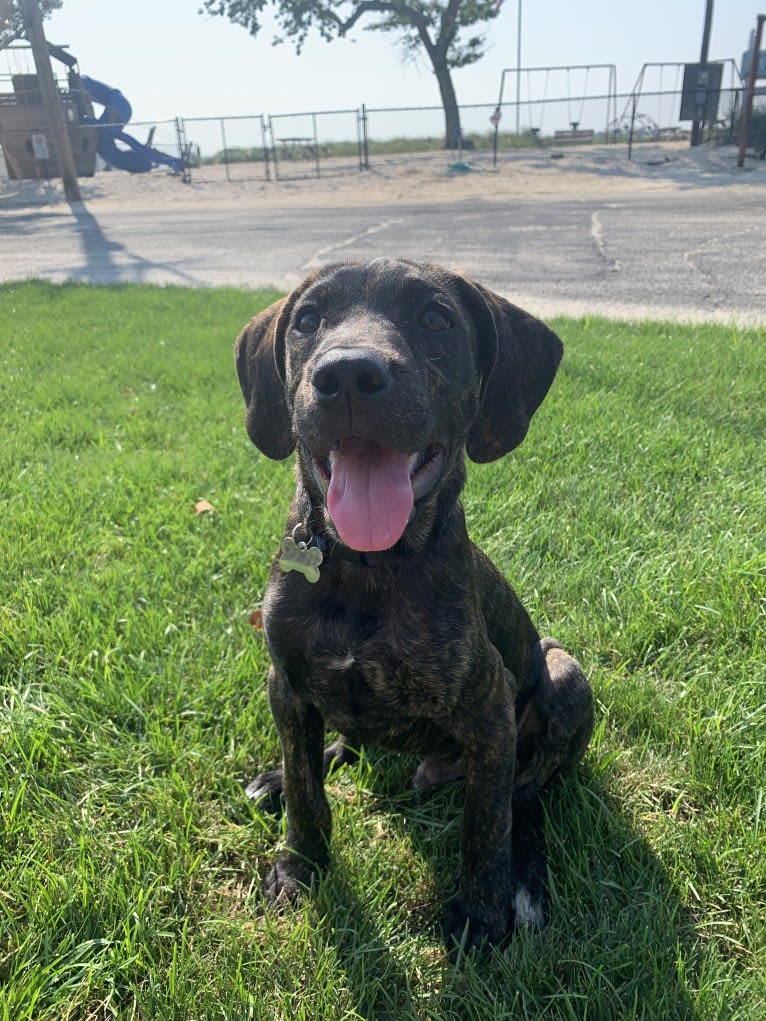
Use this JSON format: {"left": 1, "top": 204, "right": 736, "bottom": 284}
{"left": 312, "top": 530, "right": 381, "bottom": 567}
{"left": 288, "top": 523, "right": 383, "bottom": 568}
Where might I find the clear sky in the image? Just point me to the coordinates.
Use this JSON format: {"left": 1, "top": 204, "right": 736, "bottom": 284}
{"left": 10, "top": 0, "right": 760, "bottom": 123}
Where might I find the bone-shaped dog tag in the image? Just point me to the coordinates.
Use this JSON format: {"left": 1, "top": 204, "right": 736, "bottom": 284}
{"left": 278, "top": 536, "right": 323, "bottom": 583}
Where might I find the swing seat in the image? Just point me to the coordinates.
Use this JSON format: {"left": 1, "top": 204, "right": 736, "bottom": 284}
{"left": 553, "top": 128, "right": 594, "bottom": 143}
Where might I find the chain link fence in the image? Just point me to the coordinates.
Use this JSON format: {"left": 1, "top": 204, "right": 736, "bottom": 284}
{"left": 182, "top": 108, "right": 365, "bottom": 182}
{"left": 175, "top": 86, "right": 754, "bottom": 184}
{"left": 3, "top": 86, "right": 760, "bottom": 185}
{"left": 181, "top": 115, "right": 270, "bottom": 182}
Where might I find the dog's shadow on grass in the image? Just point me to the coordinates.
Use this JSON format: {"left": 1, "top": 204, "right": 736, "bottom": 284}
{"left": 299, "top": 749, "right": 703, "bottom": 1018}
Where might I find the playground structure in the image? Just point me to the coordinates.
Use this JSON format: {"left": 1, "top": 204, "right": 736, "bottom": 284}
{"left": 78, "top": 73, "right": 181, "bottom": 175}
{"left": 615, "top": 60, "right": 746, "bottom": 144}
{"left": 491, "top": 64, "right": 618, "bottom": 158}
{"left": 0, "top": 42, "right": 96, "bottom": 178}
{"left": 0, "top": 42, "right": 182, "bottom": 179}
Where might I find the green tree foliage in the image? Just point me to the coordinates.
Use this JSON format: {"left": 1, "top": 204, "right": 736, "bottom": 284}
{"left": 200, "top": 0, "right": 503, "bottom": 145}
{"left": 0, "top": 0, "right": 63, "bottom": 49}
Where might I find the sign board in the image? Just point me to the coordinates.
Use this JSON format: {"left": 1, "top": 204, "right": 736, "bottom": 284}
{"left": 741, "top": 49, "right": 766, "bottom": 79}
{"left": 31, "top": 133, "right": 50, "bottom": 160}
{"left": 680, "top": 63, "right": 723, "bottom": 122}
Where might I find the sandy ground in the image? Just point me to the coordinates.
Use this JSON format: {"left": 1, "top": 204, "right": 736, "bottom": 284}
{"left": 1, "top": 140, "right": 764, "bottom": 212}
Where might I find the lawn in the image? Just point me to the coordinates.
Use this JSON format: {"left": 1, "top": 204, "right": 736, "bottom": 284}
{"left": 1, "top": 281, "right": 763, "bottom": 1020}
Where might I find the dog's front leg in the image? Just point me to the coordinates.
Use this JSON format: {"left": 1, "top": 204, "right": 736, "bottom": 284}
{"left": 263, "top": 664, "right": 332, "bottom": 903}
{"left": 443, "top": 666, "right": 517, "bottom": 955}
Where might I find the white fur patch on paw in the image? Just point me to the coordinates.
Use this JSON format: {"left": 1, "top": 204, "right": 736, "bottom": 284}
{"left": 514, "top": 885, "right": 545, "bottom": 928}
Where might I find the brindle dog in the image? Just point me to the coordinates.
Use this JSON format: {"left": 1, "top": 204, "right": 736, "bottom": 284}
{"left": 236, "top": 258, "right": 593, "bottom": 954}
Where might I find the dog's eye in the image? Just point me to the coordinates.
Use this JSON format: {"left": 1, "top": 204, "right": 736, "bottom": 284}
{"left": 295, "top": 309, "right": 321, "bottom": 335}
{"left": 419, "top": 307, "right": 452, "bottom": 332}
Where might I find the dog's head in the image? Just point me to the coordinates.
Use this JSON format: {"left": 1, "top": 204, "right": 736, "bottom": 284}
{"left": 235, "top": 259, "right": 562, "bottom": 553}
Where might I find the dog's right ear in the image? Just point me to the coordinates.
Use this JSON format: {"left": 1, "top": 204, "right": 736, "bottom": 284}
{"left": 234, "top": 296, "right": 295, "bottom": 460}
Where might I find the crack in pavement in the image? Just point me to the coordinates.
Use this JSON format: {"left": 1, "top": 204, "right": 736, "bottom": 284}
{"left": 682, "top": 232, "right": 735, "bottom": 313}
{"left": 590, "top": 210, "right": 621, "bottom": 272}
{"left": 301, "top": 218, "right": 406, "bottom": 271}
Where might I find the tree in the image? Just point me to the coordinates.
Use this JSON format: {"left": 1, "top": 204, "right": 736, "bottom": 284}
{"left": 200, "top": 0, "right": 504, "bottom": 146}
{"left": 0, "top": 0, "right": 62, "bottom": 49}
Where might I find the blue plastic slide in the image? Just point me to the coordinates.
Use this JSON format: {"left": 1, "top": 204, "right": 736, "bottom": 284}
{"left": 80, "top": 75, "right": 181, "bottom": 174}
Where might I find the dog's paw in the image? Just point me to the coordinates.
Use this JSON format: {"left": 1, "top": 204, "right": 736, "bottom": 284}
{"left": 245, "top": 768, "right": 284, "bottom": 813}
{"left": 442, "top": 895, "right": 508, "bottom": 959}
{"left": 512, "top": 881, "right": 547, "bottom": 929}
{"left": 263, "top": 855, "right": 317, "bottom": 905}
{"left": 413, "top": 756, "right": 466, "bottom": 790}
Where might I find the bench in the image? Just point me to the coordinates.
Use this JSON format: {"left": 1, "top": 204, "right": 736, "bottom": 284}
{"left": 277, "top": 137, "right": 316, "bottom": 161}
{"left": 553, "top": 129, "right": 594, "bottom": 143}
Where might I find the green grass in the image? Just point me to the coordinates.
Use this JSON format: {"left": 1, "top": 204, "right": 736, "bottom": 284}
{"left": 202, "top": 129, "right": 583, "bottom": 166}
{"left": 1, "top": 282, "right": 764, "bottom": 1020}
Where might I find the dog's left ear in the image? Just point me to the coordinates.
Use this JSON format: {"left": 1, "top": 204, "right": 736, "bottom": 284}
{"left": 457, "top": 276, "right": 563, "bottom": 463}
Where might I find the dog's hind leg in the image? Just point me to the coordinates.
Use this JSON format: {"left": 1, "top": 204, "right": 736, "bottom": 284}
{"left": 507, "top": 638, "right": 592, "bottom": 930}
{"left": 514, "top": 637, "right": 593, "bottom": 803}
{"left": 415, "top": 638, "right": 592, "bottom": 797}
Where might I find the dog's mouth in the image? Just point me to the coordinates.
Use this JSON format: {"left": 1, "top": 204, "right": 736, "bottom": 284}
{"left": 310, "top": 439, "right": 445, "bottom": 553}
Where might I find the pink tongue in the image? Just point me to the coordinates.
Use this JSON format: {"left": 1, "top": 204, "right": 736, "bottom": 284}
{"left": 327, "top": 437, "right": 414, "bottom": 552}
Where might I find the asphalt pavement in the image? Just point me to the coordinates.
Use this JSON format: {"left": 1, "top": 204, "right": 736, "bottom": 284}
{"left": 1, "top": 187, "right": 764, "bottom": 325}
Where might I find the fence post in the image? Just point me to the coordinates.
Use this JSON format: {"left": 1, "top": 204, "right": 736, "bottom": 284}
{"left": 363, "top": 104, "right": 369, "bottom": 170}
{"left": 260, "top": 115, "right": 271, "bottom": 181}
{"left": 266, "top": 117, "right": 280, "bottom": 181}
{"left": 358, "top": 104, "right": 369, "bottom": 171}
{"left": 491, "top": 105, "right": 501, "bottom": 166}
{"left": 312, "top": 112, "right": 320, "bottom": 178}
{"left": 218, "top": 118, "right": 230, "bottom": 182}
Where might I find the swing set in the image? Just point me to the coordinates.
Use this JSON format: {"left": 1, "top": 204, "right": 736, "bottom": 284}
{"left": 612, "top": 59, "right": 745, "bottom": 152}
{"left": 492, "top": 63, "right": 618, "bottom": 163}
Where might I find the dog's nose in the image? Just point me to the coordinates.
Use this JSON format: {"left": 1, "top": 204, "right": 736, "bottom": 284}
{"left": 311, "top": 349, "right": 391, "bottom": 405}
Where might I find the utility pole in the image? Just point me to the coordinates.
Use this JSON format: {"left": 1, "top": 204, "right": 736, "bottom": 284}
{"left": 20, "top": 0, "right": 81, "bottom": 201}
{"left": 691, "top": 0, "right": 714, "bottom": 146}
{"left": 515, "top": 0, "right": 522, "bottom": 136}
{"left": 737, "top": 15, "right": 766, "bottom": 168}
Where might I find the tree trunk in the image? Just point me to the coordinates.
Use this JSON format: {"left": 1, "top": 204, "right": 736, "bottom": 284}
{"left": 433, "top": 59, "right": 461, "bottom": 148}
{"left": 409, "top": 12, "right": 462, "bottom": 149}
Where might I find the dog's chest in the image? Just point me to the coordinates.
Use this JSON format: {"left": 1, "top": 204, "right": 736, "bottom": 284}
{"left": 267, "top": 573, "right": 471, "bottom": 744}
{"left": 307, "top": 641, "right": 456, "bottom": 751}
{"left": 306, "top": 612, "right": 449, "bottom": 715}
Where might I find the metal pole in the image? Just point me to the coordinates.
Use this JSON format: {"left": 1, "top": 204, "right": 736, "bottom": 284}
{"left": 691, "top": 0, "right": 714, "bottom": 146}
{"left": 737, "top": 15, "right": 766, "bottom": 167}
{"left": 220, "top": 117, "right": 230, "bottom": 182}
{"left": 312, "top": 112, "right": 320, "bottom": 178}
{"left": 358, "top": 104, "right": 369, "bottom": 171}
{"left": 260, "top": 115, "right": 271, "bottom": 181}
{"left": 493, "top": 69, "right": 506, "bottom": 167}
{"left": 20, "top": 0, "right": 81, "bottom": 201}
{"left": 515, "top": 1, "right": 522, "bottom": 136}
